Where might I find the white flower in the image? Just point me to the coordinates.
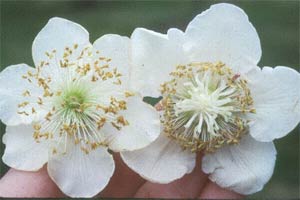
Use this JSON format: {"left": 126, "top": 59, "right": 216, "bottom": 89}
{"left": 0, "top": 17, "right": 160, "bottom": 197}
{"left": 119, "top": 3, "right": 300, "bottom": 195}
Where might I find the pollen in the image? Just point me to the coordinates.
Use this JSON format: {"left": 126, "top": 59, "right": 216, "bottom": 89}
{"left": 22, "top": 90, "right": 31, "bottom": 97}
{"left": 17, "top": 43, "right": 134, "bottom": 155}
{"left": 161, "top": 62, "right": 255, "bottom": 153}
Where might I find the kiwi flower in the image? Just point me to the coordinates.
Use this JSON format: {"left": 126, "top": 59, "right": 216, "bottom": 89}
{"left": 0, "top": 18, "right": 160, "bottom": 197}
{"left": 121, "top": 3, "right": 300, "bottom": 194}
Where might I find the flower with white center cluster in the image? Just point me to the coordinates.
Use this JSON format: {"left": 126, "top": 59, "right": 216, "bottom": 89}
{"left": 119, "top": 3, "right": 300, "bottom": 195}
{"left": 0, "top": 17, "right": 160, "bottom": 197}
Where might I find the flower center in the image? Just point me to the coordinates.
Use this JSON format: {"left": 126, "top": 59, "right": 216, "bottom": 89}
{"left": 161, "top": 62, "right": 255, "bottom": 152}
{"left": 62, "top": 89, "right": 87, "bottom": 110}
{"left": 18, "top": 44, "right": 134, "bottom": 154}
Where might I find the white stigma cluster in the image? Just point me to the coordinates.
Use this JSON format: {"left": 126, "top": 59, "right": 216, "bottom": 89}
{"left": 18, "top": 44, "right": 134, "bottom": 154}
{"left": 161, "top": 62, "right": 255, "bottom": 152}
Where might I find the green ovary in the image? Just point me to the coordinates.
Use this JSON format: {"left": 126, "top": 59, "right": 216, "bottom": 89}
{"left": 60, "top": 85, "right": 90, "bottom": 113}
{"left": 64, "top": 91, "right": 86, "bottom": 109}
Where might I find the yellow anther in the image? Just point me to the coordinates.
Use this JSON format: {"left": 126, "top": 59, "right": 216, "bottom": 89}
{"left": 17, "top": 111, "right": 29, "bottom": 116}
{"left": 80, "top": 147, "right": 89, "bottom": 154}
{"left": 22, "top": 90, "right": 31, "bottom": 97}
{"left": 101, "top": 64, "right": 109, "bottom": 69}
{"left": 43, "top": 89, "right": 53, "bottom": 97}
{"left": 37, "top": 97, "right": 43, "bottom": 105}
{"left": 113, "top": 79, "right": 122, "bottom": 85}
{"left": 97, "top": 118, "right": 106, "bottom": 129}
{"left": 18, "top": 101, "right": 29, "bottom": 108}
{"left": 33, "top": 123, "right": 41, "bottom": 130}
{"left": 111, "top": 122, "right": 121, "bottom": 130}
{"left": 125, "top": 91, "right": 135, "bottom": 98}
{"left": 45, "top": 112, "right": 53, "bottom": 121}
{"left": 52, "top": 148, "right": 57, "bottom": 154}
{"left": 32, "top": 107, "right": 36, "bottom": 114}
{"left": 117, "top": 116, "right": 129, "bottom": 126}
{"left": 91, "top": 75, "right": 98, "bottom": 82}
{"left": 118, "top": 100, "right": 127, "bottom": 110}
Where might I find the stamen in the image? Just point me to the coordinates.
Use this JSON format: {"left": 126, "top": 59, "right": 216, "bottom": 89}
{"left": 17, "top": 43, "right": 133, "bottom": 154}
{"left": 161, "top": 62, "right": 255, "bottom": 152}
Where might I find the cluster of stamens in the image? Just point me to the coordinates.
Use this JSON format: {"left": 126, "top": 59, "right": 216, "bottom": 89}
{"left": 160, "top": 62, "right": 255, "bottom": 153}
{"left": 18, "top": 43, "right": 134, "bottom": 154}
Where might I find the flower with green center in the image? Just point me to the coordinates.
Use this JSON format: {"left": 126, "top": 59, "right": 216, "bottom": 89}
{"left": 0, "top": 17, "right": 160, "bottom": 197}
{"left": 119, "top": 3, "right": 300, "bottom": 195}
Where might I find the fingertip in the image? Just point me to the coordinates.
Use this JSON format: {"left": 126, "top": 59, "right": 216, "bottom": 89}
{"left": 99, "top": 153, "right": 145, "bottom": 197}
{"left": 154, "top": 101, "right": 164, "bottom": 111}
{"left": 199, "top": 180, "right": 244, "bottom": 199}
{"left": 134, "top": 152, "right": 208, "bottom": 198}
{"left": 0, "top": 165, "right": 65, "bottom": 197}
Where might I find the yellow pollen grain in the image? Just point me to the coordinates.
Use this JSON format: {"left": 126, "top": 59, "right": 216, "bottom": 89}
{"left": 32, "top": 107, "right": 36, "bottom": 114}
{"left": 125, "top": 91, "right": 135, "bottom": 98}
{"left": 117, "top": 116, "right": 129, "bottom": 126}
{"left": 80, "top": 147, "right": 89, "bottom": 154}
{"left": 161, "top": 61, "right": 255, "bottom": 153}
{"left": 23, "top": 44, "right": 131, "bottom": 153}
{"left": 22, "top": 90, "right": 31, "bottom": 97}
{"left": 18, "top": 101, "right": 29, "bottom": 108}
{"left": 45, "top": 112, "right": 53, "bottom": 121}
{"left": 52, "top": 148, "right": 57, "bottom": 154}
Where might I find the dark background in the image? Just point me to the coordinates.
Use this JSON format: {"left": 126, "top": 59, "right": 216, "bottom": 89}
{"left": 0, "top": 0, "right": 299, "bottom": 198}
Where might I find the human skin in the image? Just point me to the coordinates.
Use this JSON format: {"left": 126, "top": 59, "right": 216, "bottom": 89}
{"left": 0, "top": 103, "right": 243, "bottom": 198}
{"left": 0, "top": 152, "right": 242, "bottom": 198}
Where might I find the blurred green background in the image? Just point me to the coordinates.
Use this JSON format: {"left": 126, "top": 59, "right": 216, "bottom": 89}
{"left": 0, "top": 0, "right": 299, "bottom": 198}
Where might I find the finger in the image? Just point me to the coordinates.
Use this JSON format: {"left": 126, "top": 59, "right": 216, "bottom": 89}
{"left": 134, "top": 152, "right": 208, "bottom": 198}
{"left": 154, "top": 101, "right": 164, "bottom": 111}
{"left": 199, "top": 180, "right": 243, "bottom": 199}
{"left": 99, "top": 153, "right": 146, "bottom": 197}
{"left": 0, "top": 165, "right": 64, "bottom": 197}
{"left": 99, "top": 102, "right": 161, "bottom": 197}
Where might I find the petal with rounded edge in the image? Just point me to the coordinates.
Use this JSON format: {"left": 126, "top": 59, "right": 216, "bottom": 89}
{"left": 184, "top": 3, "right": 261, "bottom": 73}
{"left": 121, "top": 134, "right": 196, "bottom": 184}
{"left": 93, "top": 34, "right": 131, "bottom": 88}
{"left": 106, "top": 95, "right": 160, "bottom": 152}
{"left": 130, "top": 28, "right": 186, "bottom": 97}
{"left": 202, "top": 135, "right": 276, "bottom": 195}
{"left": 32, "top": 17, "right": 90, "bottom": 68}
{"left": 0, "top": 64, "right": 44, "bottom": 126}
{"left": 48, "top": 144, "right": 114, "bottom": 197}
{"left": 167, "top": 28, "right": 185, "bottom": 46}
{"left": 2, "top": 124, "right": 48, "bottom": 171}
{"left": 246, "top": 66, "right": 300, "bottom": 142}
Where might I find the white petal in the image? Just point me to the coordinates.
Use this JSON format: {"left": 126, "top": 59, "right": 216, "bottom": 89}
{"left": 121, "top": 134, "right": 196, "bottom": 183}
{"left": 131, "top": 28, "right": 186, "bottom": 97}
{"left": 32, "top": 17, "right": 90, "bottom": 67}
{"left": 48, "top": 144, "right": 114, "bottom": 197}
{"left": 246, "top": 66, "right": 300, "bottom": 142}
{"left": 184, "top": 3, "right": 261, "bottom": 73}
{"left": 106, "top": 95, "right": 160, "bottom": 152}
{"left": 93, "top": 34, "right": 131, "bottom": 88}
{"left": 167, "top": 28, "right": 185, "bottom": 46}
{"left": 0, "top": 64, "right": 44, "bottom": 126}
{"left": 2, "top": 124, "right": 48, "bottom": 171}
{"left": 202, "top": 135, "right": 276, "bottom": 195}
{"left": 90, "top": 79, "right": 125, "bottom": 106}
